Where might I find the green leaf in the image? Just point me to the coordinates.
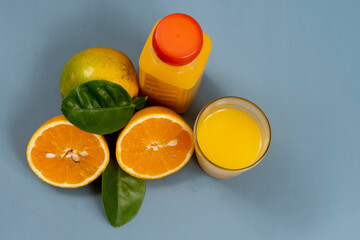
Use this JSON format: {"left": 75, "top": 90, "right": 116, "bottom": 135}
{"left": 61, "top": 80, "right": 137, "bottom": 134}
{"left": 102, "top": 156, "right": 145, "bottom": 227}
{"left": 134, "top": 96, "right": 148, "bottom": 110}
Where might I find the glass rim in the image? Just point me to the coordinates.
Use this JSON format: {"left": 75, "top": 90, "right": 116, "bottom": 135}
{"left": 193, "top": 96, "right": 272, "bottom": 171}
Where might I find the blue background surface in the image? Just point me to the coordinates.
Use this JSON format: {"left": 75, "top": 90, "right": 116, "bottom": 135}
{"left": 1, "top": 0, "right": 359, "bottom": 239}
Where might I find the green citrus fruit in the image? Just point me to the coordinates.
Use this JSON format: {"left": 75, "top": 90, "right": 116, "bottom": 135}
{"left": 60, "top": 47, "right": 139, "bottom": 99}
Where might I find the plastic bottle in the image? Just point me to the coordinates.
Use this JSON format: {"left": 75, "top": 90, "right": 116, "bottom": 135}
{"left": 139, "top": 13, "right": 212, "bottom": 113}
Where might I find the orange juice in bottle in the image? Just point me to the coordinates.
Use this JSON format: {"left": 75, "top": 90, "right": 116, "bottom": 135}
{"left": 139, "top": 13, "right": 212, "bottom": 113}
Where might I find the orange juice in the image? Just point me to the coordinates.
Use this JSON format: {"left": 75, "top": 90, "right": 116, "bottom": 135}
{"left": 194, "top": 97, "right": 271, "bottom": 179}
{"left": 197, "top": 108, "right": 262, "bottom": 169}
{"left": 139, "top": 13, "right": 212, "bottom": 113}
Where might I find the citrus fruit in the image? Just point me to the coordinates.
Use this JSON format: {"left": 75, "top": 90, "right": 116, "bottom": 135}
{"left": 60, "top": 46, "right": 139, "bottom": 99}
{"left": 26, "top": 115, "right": 110, "bottom": 188}
{"left": 116, "top": 106, "right": 194, "bottom": 179}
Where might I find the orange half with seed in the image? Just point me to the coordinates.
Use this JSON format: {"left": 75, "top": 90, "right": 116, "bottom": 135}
{"left": 116, "top": 106, "right": 194, "bottom": 179}
{"left": 26, "top": 115, "right": 109, "bottom": 188}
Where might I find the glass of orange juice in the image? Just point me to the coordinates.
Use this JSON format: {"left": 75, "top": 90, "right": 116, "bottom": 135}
{"left": 194, "top": 97, "right": 271, "bottom": 179}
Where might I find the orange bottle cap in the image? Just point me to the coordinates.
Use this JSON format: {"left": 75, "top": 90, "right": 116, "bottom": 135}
{"left": 152, "top": 13, "right": 203, "bottom": 66}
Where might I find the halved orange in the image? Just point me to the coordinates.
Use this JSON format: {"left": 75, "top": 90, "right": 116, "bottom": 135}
{"left": 26, "top": 115, "right": 109, "bottom": 188}
{"left": 116, "top": 106, "right": 194, "bottom": 179}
